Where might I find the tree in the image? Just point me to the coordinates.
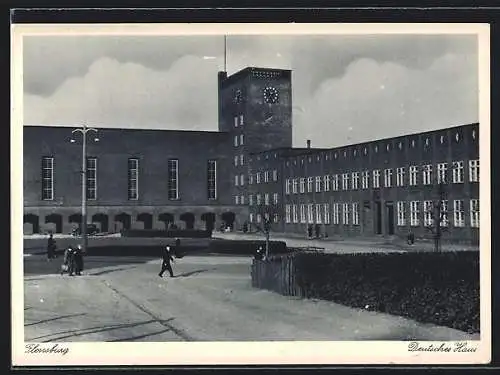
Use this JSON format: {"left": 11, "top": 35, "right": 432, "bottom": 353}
{"left": 424, "top": 182, "right": 449, "bottom": 252}
{"left": 254, "top": 203, "right": 280, "bottom": 259}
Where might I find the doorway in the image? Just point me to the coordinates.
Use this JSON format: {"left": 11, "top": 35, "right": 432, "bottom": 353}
{"left": 375, "top": 201, "right": 382, "bottom": 235}
{"left": 386, "top": 202, "right": 395, "bottom": 235}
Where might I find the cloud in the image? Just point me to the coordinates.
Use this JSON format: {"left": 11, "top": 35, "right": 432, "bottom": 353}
{"left": 294, "top": 52, "right": 478, "bottom": 148}
{"left": 23, "top": 39, "right": 478, "bottom": 147}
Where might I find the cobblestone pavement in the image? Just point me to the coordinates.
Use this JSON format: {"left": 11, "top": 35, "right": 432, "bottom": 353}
{"left": 23, "top": 254, "right": 478, "bottom": 342}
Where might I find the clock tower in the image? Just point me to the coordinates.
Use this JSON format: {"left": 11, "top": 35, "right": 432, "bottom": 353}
{"left": 217, "top": 66, "right": 293, "bottom": 210}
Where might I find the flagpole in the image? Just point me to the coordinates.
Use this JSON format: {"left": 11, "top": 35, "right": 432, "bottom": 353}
{"left": 224, "top": 35, "right": 227, "bottom": 72}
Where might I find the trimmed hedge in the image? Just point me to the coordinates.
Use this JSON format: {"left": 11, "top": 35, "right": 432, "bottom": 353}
{"left": 292, "top": 251, "right": 479, "bottom": 333}
{"left": 208, "top": 239, "right": 290, "bottom": 255}
{"left": 121, "top": 229, "right": 212, "bottom": 238}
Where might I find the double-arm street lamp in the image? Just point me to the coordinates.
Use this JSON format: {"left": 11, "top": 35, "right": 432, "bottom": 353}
{"left": 70, "top": 124, "right": 99, "bottom": 254}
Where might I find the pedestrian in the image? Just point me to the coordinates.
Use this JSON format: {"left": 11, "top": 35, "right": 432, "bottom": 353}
{"left": 174, "top": 238, "right": 181, "bottom": 258}
{"left": 158, "top": 245, "right": 175, "bottom": 278}
{"left": 47, "top": 232, "right": 56, "bottom": 261}
{"left": 74, "top": 244, "right": 84, "bottom": 275}
{"left": 61, "top": 246, "right": 75, "bottom": 276}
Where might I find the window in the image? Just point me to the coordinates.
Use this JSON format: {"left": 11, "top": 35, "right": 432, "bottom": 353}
{"left": 307, "top": 177, "right": 314, "bottom": 192}
{"left": 272, "top": 170, "right": 278, "bottom": 181}
{"left": 342, "top": 203, "right": 350, "bottom": 225}
{"left": 240, "top": 154, "right": 244, "bottom": 165}
{"left": 264, "top": 193, "right": 270, "bottom": 206}
{"left": 285, "top": 178, "right": 290, "bottom": 194}
{"left": 307, "top": 204, "right": 314, "bottom": 224}
{"left": 128, "top": 158, "right": 139, "bottom": 200}
{"left": 86, "top": 157, "right": 97, "bottom": 200}
{"left": 361, "top": 171, "right": 369, "bottom": 189}
{"left": 437, "top": 163, "right": 447, "bottom": 184}
{"left": 234, "top": 175, "right": 239, "bottom": 186}
{"left": 235, "top": 196, "right": 239, "bottom": 205}
{"left": 239, "top": 115, "right": 244, "bottom": 126}
{"left": 384, "top": 169, "right": 393, "bottom": 188}
{"left": 249, "top": 174, "right": 254, "bottom": 185}
{"left": 410, "top": 201, "right": 420, "bottom": 226}
{"left": 256, "top": 172, "right": 261, "bottom": 184}
{"left": 234, "top": 156, "right": 238, "bottom": 167}
{"left": 240, "top": 134, "right": 244, "bottom": 145}
{"left": 469, "top": 160, "right": 479, "bottom": 182}
{"left": 373, "top": 170, "right": 380, "bottom": 188}
{"left": 273, "top": 193, "right": 279, "bottom": 205}
{"left": 285, "top": 205, "right": 291, "bottom": 223}
{"left": 396, "top": 167, "right": 405, "bottom": 187}
{"left": 168, "top": 159, "right": 178, "bottom": 200}
{"left": 470, "top": 199, "right": 479, "bottom": 228}
{"left": 315, "top": 204, "right": 322, "bottom": 224}
{"left": 264, "top": 171, "right": 269, "bottom": 183}
{"left": 240, "top": 174, "right": 245, "bottom": 186}
{"left": 234, "top": 135, "right": 238, "bottom": 147}
{"left": 249, "top": 194, "right": 253, "bottom": 206}
{"left": 333, "top": 203, "right": 340, "bottom": 224}
{"left": 300, "top": 204, "right": 306, "bottom": 223}
{"left": 332, "top": 174, "right": 339, "bottom": 191}
{"left": 323, "top": 203, "right": 330, "bottom": 224}
{"left": 41, "top": 157, "right": 54, "bottom": 200}
{"left": 453, "top": 200, "right": 465, "bottom": 227}
{"left": 257, "top": 214, "right": 262, "bottom": 223}
{"left": 293, "top": 205, "right": 299, "bottom": 223}
{"left": 256, "top": 194, "right": 262, "bottom": 205}
{"left": 206, "top": 160, "right": 217, "bottom": 200}
{"left": 422, "top": 164, "right": 432, "bottom": 185}
{"left": 352, "top": 172, "right": 359, "bottom": 190}
{"left": 424, "top": 200, "right": 433, "bottom": 227}
{"left": 342, "top": 173, "right": 350, "bottom": 190}
{"left": 452, "top": 161, "right": 464, "bottom": 183}
{"left": 323, "top": 175, "right": 330, "bottom": 191}
{"left": 352, "top": 203, "right": 359, "bottom": 225}
{"left": 315, "top": 176, "right": 322, "bottom": 192}
{"left": 409, "top": 166, "right": 418, "bottom": 186}
{"left": 397, "top": 201, "right": 406, "bottom": 226}
{"left": 234, "top": 116, "right": 238, "bottom": 128}
{"left": 273, "top": 213, "right": 279, "bottom": 223}
{"left": 299, "top": 178, "right": 305, "bottom": 193}
{"left": 440, "top": 200, "right": 449, "bottom": 227}
{"left": 249, "top": 213, "right": 254, "bottom": 223}
{"left": 292, "top": 178, "right": 298, "bottom": 194}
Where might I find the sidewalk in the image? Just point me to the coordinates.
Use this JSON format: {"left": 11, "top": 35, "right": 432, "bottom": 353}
{"left": 212, "top": 231, "right": 479, "bottom": 253}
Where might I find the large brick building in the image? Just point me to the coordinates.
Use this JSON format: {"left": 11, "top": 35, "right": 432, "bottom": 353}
{"left": 23, "top": 65, "right": 480, "bottom": 243}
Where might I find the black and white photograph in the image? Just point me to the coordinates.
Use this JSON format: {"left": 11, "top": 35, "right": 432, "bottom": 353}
{"left": 11, "top": 23, "right": 491, "bottom": 366}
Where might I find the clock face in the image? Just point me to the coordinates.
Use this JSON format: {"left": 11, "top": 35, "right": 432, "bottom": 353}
{"left": 263, "top": 86, "right": 279, "bottom": 104}
{"left": 233, "top": 89, "right": 243, "bottom": 104}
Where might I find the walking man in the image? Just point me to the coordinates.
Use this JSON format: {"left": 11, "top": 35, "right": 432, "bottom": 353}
{"left": 158, "top": 246, "right": 175, "bottom": 278}
{"left": 74, "top": 244, "right": 84, "bottom": 276}
{"left": 47, "top": 233, "right": 56, "bottom": 261}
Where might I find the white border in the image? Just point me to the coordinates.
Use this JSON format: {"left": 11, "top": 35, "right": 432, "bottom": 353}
{"left": 11, "top": 22, "right": 491, "bottom": 366}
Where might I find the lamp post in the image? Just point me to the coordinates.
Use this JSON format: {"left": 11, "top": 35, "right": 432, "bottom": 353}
{"left": 70, "top": 124, "right": 99, "bottom": 254}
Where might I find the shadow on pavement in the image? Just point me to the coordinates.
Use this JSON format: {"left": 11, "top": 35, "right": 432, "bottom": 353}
{"left": 175, "top": 268, "right": 218, "bottom": 278}
{"left": 31, "top": 318, "right": 176, "bottom": 342}
{"left": 25, "top": 313, "right": 87, "bottom": 327}
{"left": 24, "top": 255, "right": 156, "bottom": 276}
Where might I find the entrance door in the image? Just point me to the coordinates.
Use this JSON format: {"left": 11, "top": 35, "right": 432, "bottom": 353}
{"left": 386, "top": 202, "right": 395, "bottom": 235}
{"left": 375, "top": 201, "right": 382, "bottom": 235}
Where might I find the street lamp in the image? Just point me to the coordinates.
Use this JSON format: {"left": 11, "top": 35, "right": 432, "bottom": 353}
{"left": 70, "top": 124, "right": 99, "bottom": 254}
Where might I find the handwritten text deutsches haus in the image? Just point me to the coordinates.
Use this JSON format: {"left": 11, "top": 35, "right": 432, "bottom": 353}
{"left": 408, "top": 341, "right": 478, "bottom": 353}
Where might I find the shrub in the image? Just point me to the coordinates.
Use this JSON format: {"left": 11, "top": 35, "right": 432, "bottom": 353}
{"left": 121, "top": 229, "right": 212, "bottom": 238}
{"left": 269, "top": 251, "right": 480, "bottom": 333}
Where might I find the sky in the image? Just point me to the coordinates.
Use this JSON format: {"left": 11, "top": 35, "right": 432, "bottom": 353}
{"left": 23, "top": 33, "right": 479, "bottom": 148}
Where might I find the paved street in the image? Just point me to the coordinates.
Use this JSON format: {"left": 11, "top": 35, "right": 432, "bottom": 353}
{"left": 24, "top": 253, "right": 478, "bottom": 342}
